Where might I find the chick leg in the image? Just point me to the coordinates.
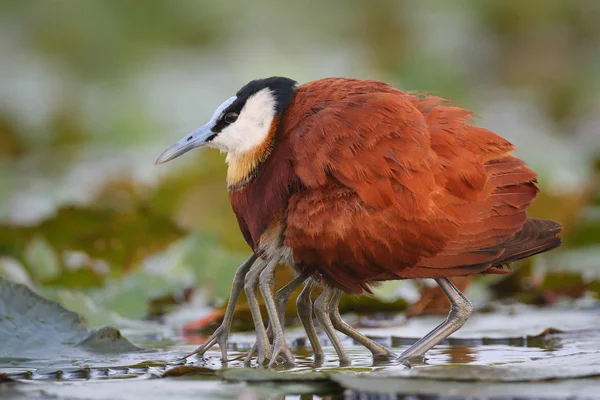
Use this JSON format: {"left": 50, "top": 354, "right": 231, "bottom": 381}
{"left": 296, "top": 278, "right": 324, "bottom": 362}
{"left": 259, "top": 260, "right": 296, "bottom": 367}
{"left": 274, "top": 274, "right": 306, "bottom": 326}
{"left": 314, "top": 286, "right": 351, "bottom": 365}
{"left": 243, "top": 257, "right": 272, "bottom": 365}
{"left": 397, "top": 278, "right": 473, "bottom": 364}
{"left": 329, "top": 289, "right": 395, "bottom": 359}
{"left": 243, "top": 274, "right": 305, "bottom": 362}
{"left": 182, "top": 253, "right": 258, "bottom": 361}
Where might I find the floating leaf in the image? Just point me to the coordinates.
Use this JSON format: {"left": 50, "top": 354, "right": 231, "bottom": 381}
{"left": 0, "top": 278, "right": 143, "bottom": 363}
{"left": 333, "top": 373, "right": 600, "bottom": 399}
{"left": 220, "top": 368, "right": 331, "bottom": 382}
{"left": 22, "top": 236, "right": 60, "bottom": 282}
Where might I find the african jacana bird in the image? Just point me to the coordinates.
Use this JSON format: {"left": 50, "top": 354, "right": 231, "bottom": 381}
{"left": 156, "top": 77, "right": 562, "bottom": 367}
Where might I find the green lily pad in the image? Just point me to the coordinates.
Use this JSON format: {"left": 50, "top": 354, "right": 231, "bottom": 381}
{"left": 333, "top": 374, "right": 600, "bottom": 399}
{"left": 384, "top": 352, "right": 600, "bottom": 381}
{"left": 0, "top": 278, "right": 143, "bottom": 361}
{"left": 219, "top": 368, "right": 341, "bottom": 396}
{"left": 220, "top": 367, "right": 331, "bottom": 382}
{"left": 331, "top": 350, "right": 600, "bottom": 398}
{"left": 1, "top": 376, "right": 342, "bottom": 400}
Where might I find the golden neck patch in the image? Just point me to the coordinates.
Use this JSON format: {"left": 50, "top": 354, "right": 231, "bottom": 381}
{"left": 226, "top": 117, "right": 278, "bottom": 189}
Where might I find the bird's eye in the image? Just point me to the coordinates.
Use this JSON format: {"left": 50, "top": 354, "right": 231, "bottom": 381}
{"left": 224, "top": 112, "right": 238, "bottom": 124}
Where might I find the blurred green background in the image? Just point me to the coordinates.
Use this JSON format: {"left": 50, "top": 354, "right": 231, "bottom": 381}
{"left": 1, "top": 1, "right": 599, "bottom": 330}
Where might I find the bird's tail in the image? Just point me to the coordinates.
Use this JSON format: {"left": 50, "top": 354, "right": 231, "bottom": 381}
{"left": 494, "top": 218, "right": 562, "bottom": 265}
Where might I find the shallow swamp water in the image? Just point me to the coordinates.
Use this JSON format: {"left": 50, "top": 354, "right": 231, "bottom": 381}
{"left": 1, "top": 279, "right": 600, "bottom": 399}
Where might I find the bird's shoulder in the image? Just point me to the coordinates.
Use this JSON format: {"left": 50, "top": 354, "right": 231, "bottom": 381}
{"left": 280, "top": 79, "right": 438, "bottom": 208}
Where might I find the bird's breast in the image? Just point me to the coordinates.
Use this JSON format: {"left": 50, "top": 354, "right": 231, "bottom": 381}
{"left": 227, "top": 136, "right": 298, "bottom": 258}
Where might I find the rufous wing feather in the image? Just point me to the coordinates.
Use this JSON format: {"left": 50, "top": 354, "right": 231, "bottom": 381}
{"left": 280, "top": 78, "right": 560, "bottom": 294}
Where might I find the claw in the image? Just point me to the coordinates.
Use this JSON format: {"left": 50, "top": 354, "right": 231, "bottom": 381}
{"left": 268, "top": 339, "right": 295, "bottom": 368}
{"left": 243, "top": 340, "right": 273, "bottom": 366}
{"left": 180, "top": 325, "right": 223, "bottom": 360}
{"left": 243, "top": 344, "right": 257, "bottom": 365}
{"left": 257, "top": 345, "right": 272, "bottom": 366}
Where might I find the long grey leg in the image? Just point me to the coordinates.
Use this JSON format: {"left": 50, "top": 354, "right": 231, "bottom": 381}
{"left": 329, "top": 289, "right": 395, "bottom": 359}
{"left": 243, "top": 273, "right": 305, "bottom": 363}
{"left": 274, "top": 274, "right": 306, "bottom": 325}
{"left": 397, "top": 278, "right": 473, "bottom": 363}
{"left": 259, "top": 259, "right": 296, "bottom": 367}
{"left": 182, "top": 253, "right": 258, "bottom": 361}
{"left": 296, "top": 278, "right": 324, "bottom": 362}
{"left": 243, "top": 258, "right": 272, "bottom": 365}
{"left": 314, "top": 286, "right": 351, "bottom": 366}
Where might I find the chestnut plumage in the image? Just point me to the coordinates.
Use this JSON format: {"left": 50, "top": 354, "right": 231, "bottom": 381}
{"left": 157, "top": 76, "right": 562, "bottom": 367}
{"left": 228, "top": 78, "right": 561, "bottom": 292}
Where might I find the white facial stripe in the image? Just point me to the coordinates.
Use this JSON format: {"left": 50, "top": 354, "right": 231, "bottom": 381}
{"left": 209, "top": 88, "right": 277, "bottom": 156}
{"left": 209, "top": 96, "right": 237, "bottom": 125}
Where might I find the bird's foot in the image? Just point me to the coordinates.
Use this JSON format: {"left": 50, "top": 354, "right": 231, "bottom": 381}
{"left": 181, "top": 324, "right": 229, "bottom": 361}
{"left": 313, "top": 352, "right": 325, "bottom": 365}
{"left": 243, "top": 341, "right": 272, "bottom": 366}
{"left": 237, "top": 343, "right": 258, "bottom": 366}
{"left": 242, "top": 343, "right": 258, "bottom": 365}
{"left": 268, "top": 338, "right": 295, "bottom": 368}
{"left": 257, "top": 342, "right": 272, "bottom": 366}
{"left": 396, "top": 356, "right": 417, "bottom": 369}
{"left": 372, "top": 350, "right": 398, "bottom": 362}
{"left": 339, "top": 356, "right": 352, "bottom": 367}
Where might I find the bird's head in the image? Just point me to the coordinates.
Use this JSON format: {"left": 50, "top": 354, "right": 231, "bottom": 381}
{"left": 155, "top": 77, "right": 297, "bottom": 165}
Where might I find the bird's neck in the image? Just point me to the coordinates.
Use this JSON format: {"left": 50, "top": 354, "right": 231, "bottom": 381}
{"left": 226, "top": 117, "right": 279, "bottom": 189}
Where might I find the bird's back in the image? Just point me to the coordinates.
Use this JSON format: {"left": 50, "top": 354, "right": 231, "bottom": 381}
{"left": 280, "top": 78, "right": 561, "bottom": 294}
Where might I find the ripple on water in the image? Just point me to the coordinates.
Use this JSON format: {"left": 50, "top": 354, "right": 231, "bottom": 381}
{"left": 194, "top": 328, "right": 598, "bottom": 375}
{"left": 4, "top": 332, "right": 597, "bottom": 383}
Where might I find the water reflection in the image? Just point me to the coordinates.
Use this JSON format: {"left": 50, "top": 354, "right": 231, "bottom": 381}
{"left": 192, "top": 327, "right": 596, "bottom": 375}
{"left": 439, "top": 344, "right": 477, "bottom": 364}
